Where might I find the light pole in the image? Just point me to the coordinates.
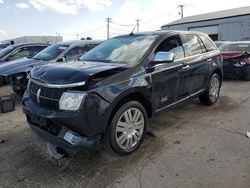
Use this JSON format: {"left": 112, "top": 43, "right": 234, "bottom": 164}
{"left": 178, "top": 4, "right": 184, "bottom": 19}
{"left": 136, "top": 19, "right": 140, "bottom": 33}
{"left": 106, "top": 18, "right": 111, "bottom": 39}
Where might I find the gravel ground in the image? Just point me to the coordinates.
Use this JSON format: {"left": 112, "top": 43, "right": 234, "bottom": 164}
{"left": 0, "top": 81, "right": 249, "bottom": 188}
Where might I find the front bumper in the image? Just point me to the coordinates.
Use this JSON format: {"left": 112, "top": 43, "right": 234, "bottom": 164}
{"left": 22, "top": 90, "right": 111, "bottom": 150}
{"left": 28, "top": 120, "right": 101, "bottom": 151}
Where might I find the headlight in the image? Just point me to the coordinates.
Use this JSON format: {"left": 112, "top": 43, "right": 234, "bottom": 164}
{"left": 59, "top": 92, "right": 86, "bottom": 111}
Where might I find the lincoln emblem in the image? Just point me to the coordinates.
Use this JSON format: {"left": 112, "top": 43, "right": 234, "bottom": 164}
{"left": 37, "top": 88, "right": 41, "bottom": 103}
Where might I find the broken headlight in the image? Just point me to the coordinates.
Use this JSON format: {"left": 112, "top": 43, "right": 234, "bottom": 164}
{"left": 234, "top": 61, "right": 246, "bottom": 67}
{"left": 59, "top": 92, "right": 86, "bottom": 111}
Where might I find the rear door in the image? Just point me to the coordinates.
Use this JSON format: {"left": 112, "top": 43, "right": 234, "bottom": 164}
{"left": 181, "top": 34, "right": 209, "bottom": 95}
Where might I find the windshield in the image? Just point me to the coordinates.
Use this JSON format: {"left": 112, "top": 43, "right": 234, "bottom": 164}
{"left": 80, "top": 35, "right": 158, "bottom": 65}
{"left": 220, "top": 43, "right": 250, "bottom": 52}
{"left": 33, "top": 43, "right": 69, "bottom": 61}
{"left": 0, "top": 46, "right": 15, "bottom": 59}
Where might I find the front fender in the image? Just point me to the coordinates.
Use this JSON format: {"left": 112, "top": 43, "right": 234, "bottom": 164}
{"left": 87, "top": 75, "right": 153, "bottom": 132}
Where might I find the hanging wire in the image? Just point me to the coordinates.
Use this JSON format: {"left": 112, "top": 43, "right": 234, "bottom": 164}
{"left": 111, "top": 20, "right": 134, "bottom": 27}
{"left": 109, "top": 26, "right": 132, "bottom": 33}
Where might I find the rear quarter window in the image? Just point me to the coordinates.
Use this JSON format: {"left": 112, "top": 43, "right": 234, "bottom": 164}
{"left": 199, "top": 35, "right": 217, "bottom": 52}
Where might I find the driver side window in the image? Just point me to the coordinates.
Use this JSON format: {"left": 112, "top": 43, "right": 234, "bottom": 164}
{"left": 155, "top": 35, "right": 185, "bottom": 61}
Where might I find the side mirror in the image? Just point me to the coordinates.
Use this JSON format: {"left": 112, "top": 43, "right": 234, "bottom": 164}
{"left": 153, "top": 52, "right": 174, "bottom": 64}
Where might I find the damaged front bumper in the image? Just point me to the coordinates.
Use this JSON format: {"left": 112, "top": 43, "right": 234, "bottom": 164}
{"left": 223, "top": 62, "right": 249, "bottom": 79}
{"left": 22, "top": 90, "right": 111, "bottom": 151}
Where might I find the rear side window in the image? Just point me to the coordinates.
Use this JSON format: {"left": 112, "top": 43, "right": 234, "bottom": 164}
{"left": 64, "top": 46, "right": 87, "bottom": 60}
{"left": 30, "top": 46, "right": 48, "bottom": 57}
{"left": 182, "top": 34, "right": 202, "bottom": 56}
{"left": 199, "top": 35, "right": 217, "bottom": 52}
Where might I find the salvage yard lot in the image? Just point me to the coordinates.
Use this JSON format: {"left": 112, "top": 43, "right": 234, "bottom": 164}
{"left": 0, "top": 81, "right": 249, "bottom": 188}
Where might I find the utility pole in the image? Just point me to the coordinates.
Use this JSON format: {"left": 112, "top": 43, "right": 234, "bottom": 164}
{"left": 136, "top": 19, "right": 140, "bottom": 33}
{"left": 178, "top": 4, "right": 184, "bottom": 19}
{"left": 106, "top": 18, "right": 111, "bottom": 39}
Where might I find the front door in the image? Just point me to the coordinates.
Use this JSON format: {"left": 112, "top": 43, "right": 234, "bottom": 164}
{"left": 149, "top": 35, "right": 188, "bottom": 110}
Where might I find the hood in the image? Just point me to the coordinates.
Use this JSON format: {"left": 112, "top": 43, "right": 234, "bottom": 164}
{"left": 0, "top": 57, "right": 43, "bottom": 77}
{"left": 30, "top": 61, "right": 128, "bottom": 86}
{"left": 221, "top": 51, "right": 250, "bottom": 61}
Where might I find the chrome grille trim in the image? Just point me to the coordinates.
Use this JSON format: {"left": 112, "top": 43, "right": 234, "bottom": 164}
{"left": 29, "top": 77, "right": 86, "bottom": 88}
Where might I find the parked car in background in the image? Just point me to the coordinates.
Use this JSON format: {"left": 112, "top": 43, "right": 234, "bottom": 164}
{"left": 0, "top": 43, "right": 50, "bottom": 85}
{"left": 0, "top": 40, "right": 101, "bottom": 94}
{"left": 220, "top": 42, "right": 250, "bottom": 80}
{"left": 214, "top": 41, "right": 230, "bottom": 48}
{"left": 0, "top": 43, "right": 49, "bottom": 63}
{"left": 22, "top": 31, "right": 222, "bottom": 159}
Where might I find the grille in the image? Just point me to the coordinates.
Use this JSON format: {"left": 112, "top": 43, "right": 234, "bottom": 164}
{"left": 29, "top": 81, "right": 67, "bottom": 110}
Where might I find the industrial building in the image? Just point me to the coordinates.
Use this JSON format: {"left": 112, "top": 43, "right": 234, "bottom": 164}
{"left": 1, "top": 35, "right": 62, "bottom": 44}
{"left": 161, "top": 6, "right": 250, "bottom": 41}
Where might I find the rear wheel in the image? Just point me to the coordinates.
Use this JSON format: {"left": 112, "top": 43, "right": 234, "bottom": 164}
{"left": 199, "top": 73, "right": 221, "bottom": 105}
{"left": 106, "top": 101, "right": 147, "bottom": 155}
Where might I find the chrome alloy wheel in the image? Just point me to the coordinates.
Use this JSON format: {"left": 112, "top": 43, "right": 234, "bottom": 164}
{"left": 115, "top": 108, "right": 145, "bottom": 150}
{"left": 209, "top": 76, "right": 220, "bottom": 103}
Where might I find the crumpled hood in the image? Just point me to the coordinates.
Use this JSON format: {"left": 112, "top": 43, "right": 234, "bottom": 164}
{"left": 30, "top": 61, "right": 128, "bottom": 85}
{"left": 221, "top": 51, "right": 250, "bottom": 60}
{"left": 0, "top": 57, "right": 43, "bottom": 77}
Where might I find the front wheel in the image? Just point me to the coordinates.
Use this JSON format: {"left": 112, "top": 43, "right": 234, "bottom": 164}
{"left": 0, "top": 76, "right": 4, "bottom": 86}
{"left": 106, "top": 101, "right": 147, "bottom": 155}
{"left": 199, "top": 73, "right": 221, "bottom": 106}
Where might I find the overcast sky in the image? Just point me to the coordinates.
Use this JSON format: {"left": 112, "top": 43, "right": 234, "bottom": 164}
{"left": 0, "top": 0, "right": 249, "bottom": 41}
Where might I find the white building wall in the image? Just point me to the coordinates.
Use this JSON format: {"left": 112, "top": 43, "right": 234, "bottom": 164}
{"left": 162, "top": 15, "right": 250, "bottom": 41}
{"left": 1, "top": 36, "right": 63, "bottom": 44}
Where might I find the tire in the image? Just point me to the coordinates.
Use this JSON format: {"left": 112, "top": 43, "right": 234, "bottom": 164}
{"left": 0, "top": 76, "right": 4, "bottom": 86}
{"left": 199, "top": 73, "right": 221, "bottom": 106}
{"left": 105, "top": 101, "right": 148, "bottom": 155}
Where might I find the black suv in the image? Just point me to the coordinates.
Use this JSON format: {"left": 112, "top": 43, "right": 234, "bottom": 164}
{"left": 22, "top": 31, "right": 222, "bottom": 158}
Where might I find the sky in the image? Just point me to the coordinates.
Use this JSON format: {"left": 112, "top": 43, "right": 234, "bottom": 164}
{"left": 0, "top": 0, "right": 250, "bottom": 41}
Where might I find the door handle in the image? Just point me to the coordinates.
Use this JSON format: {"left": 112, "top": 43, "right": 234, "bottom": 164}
{"left": 182, "top": 65, "right": 190, "bottom": 70}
